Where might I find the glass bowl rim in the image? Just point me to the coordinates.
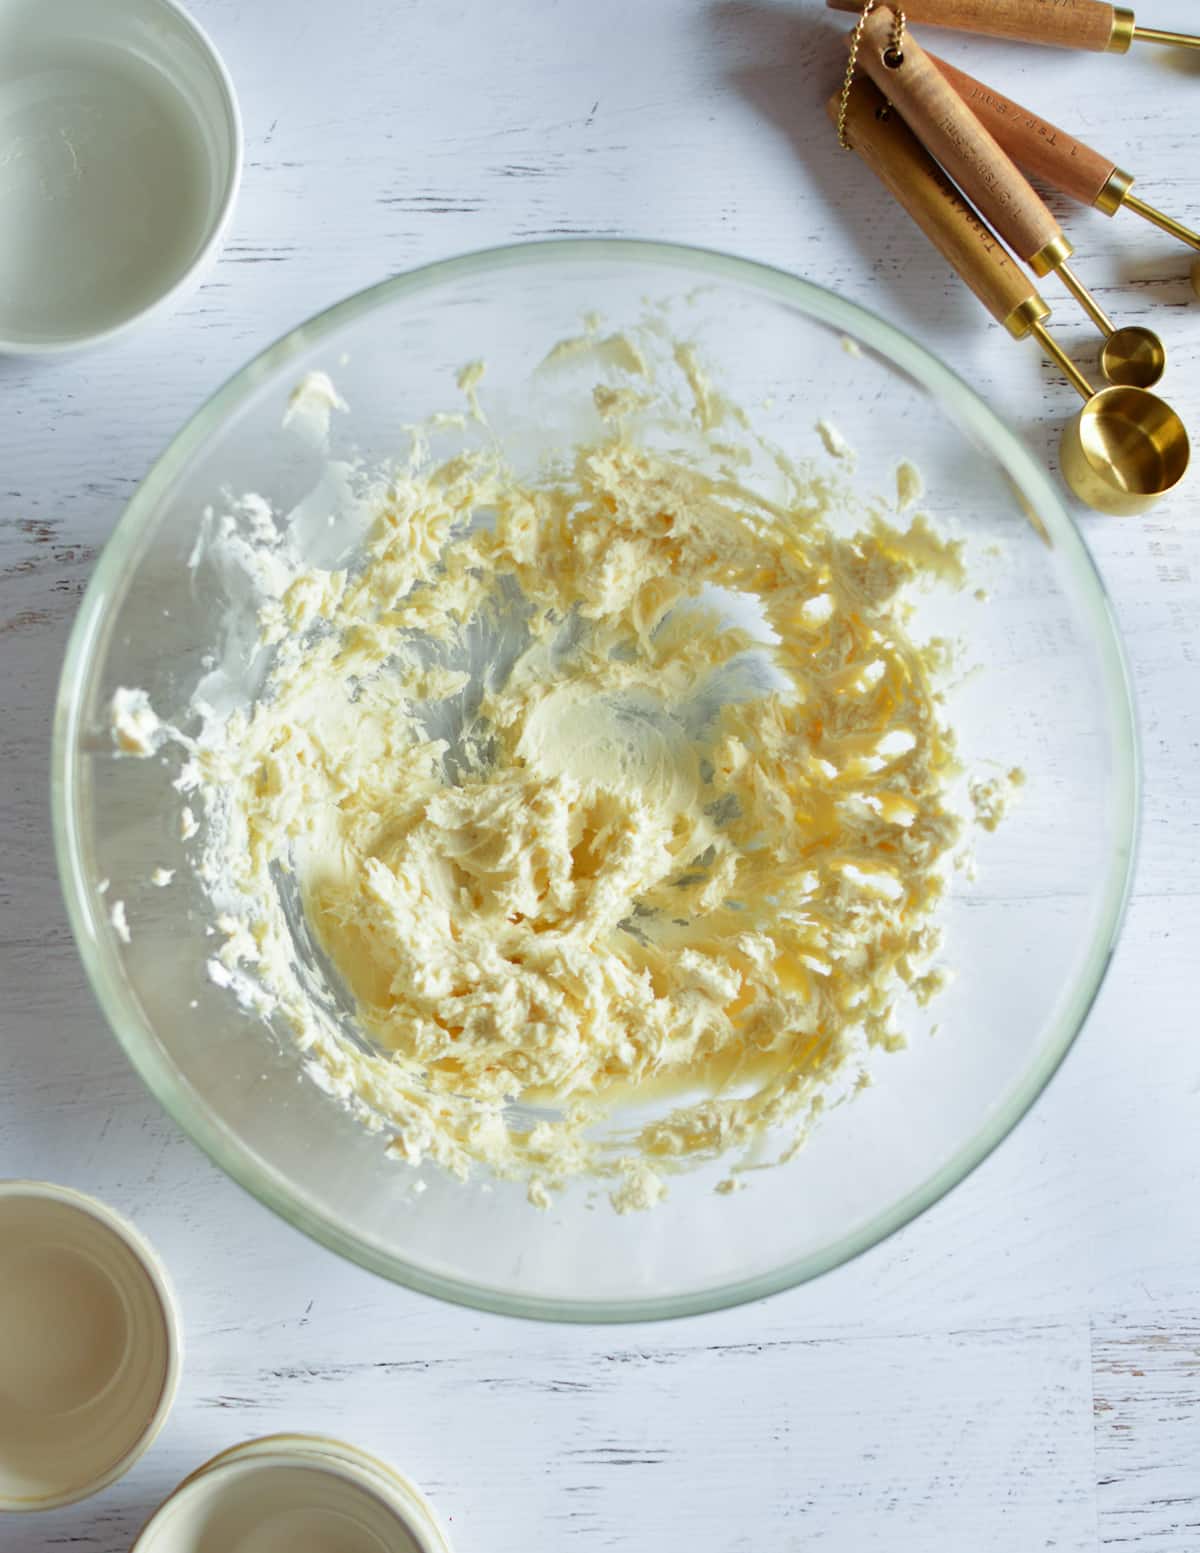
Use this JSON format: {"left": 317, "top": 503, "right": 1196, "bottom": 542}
{"left": 51, "top": 237, "right": 1139, "bottom": 1323}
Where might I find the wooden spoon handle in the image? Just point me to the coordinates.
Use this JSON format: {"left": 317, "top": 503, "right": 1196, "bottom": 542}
{"left": 827, "top": 79, "right": 1046, "bottom": 335}
{"left": 851, "top": 8, "right": 1065, "bottom": 266}
{"left": 827, "top": 0, "right": 1123, "bottom": 53}
{"left": 930, "top": 54, "right": 1119, "bottom": 207}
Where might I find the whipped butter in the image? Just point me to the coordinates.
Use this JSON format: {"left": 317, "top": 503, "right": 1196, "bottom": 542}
{"left": 111, "top": 339, "right": 1007, "bottom": 1209}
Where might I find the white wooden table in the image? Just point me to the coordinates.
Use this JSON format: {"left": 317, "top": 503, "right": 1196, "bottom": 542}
{"left": 3, "top": 1, "right": 1199, "bottom": 1547}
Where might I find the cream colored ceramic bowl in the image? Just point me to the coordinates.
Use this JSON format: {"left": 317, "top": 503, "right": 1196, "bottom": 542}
{"left": 134, "top": 1435, "right": 451, "bottom": 1553}
{"left": 0, "top": 1181, "right": 181, "bottom": 1511}
{"left": 0, "top": 0, "right": 241, "bottom": 352}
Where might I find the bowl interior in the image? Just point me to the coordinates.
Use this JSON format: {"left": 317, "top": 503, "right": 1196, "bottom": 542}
{"left": 135, "top": 1457, "right": 427, "bottom": 1553}
{"left": 0, "top": 0, "right": 239, "bottom": 350}
{"left": 0, "top": 1184, "right": 177, "bottom": 1509}
{"left": 53, "top": 243, "right": 1135, "bottom": 1319}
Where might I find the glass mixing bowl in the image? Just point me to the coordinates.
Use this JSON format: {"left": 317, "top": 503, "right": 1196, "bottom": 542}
{"left": 53, "top": 240, "right": 1136, "bottom": 1321}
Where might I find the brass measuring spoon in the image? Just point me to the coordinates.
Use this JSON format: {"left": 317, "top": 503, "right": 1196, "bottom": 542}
{"left": 1061, "top": 382, "right": 1190, "bottom": 516}
{"left": 925, "top": 57, "right": 1184, "bottom": 388}
{"left": 850, "top": 8, "right": 1170, "bottom": 390}
{"left": 830, "top": 79, "right": 1190, "bottom": 516}
{"left": 932, "top": 57, "right": 1200, "bottom": 258}
{"left": 828, "top": 0, "right": 1200, "bottom": 55}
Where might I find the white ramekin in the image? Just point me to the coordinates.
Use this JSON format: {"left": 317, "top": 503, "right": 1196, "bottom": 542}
{"left": 133, "top": 1433, "right": 453, "bottom": 1553}
{"left": 0, "top": 0, "right": 242, "bottom": 353}
{"left": 0, "top": 1180, "right": 182, "bottom": 1512}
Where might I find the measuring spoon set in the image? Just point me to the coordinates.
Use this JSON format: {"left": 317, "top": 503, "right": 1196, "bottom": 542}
{"left": 831, "top": 0, "right": 1195, "bottom": 514}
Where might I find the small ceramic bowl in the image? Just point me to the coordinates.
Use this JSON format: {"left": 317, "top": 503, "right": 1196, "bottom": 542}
{"left": 0, "top": 1181, "right": 182, "bottom": 1512}
{"left": 0, "top": 0, "right": 242, "bottom": 353}
{"left": 134, "top": 1435, "right": 453, "bottom": 1553}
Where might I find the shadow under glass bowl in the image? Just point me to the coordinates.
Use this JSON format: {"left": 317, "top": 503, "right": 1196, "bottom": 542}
{"left": 52, "top": 239, "right": 1137, "bottom": 1322}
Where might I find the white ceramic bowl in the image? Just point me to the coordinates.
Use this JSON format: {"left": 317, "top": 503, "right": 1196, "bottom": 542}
{"left": 0, "top": 1181, "right": 182, "bottom": 1512}
{"left": 0, "top": 0, "right": 241, "bottom": 353}
{"left": 134, "top": 1435, "right": 452, "bottom": 1553}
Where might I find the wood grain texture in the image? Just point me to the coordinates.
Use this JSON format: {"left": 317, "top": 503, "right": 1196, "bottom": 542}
{"left": 855, "top": 8, "right": 1064, "bottom": 263}
{"left": 828, "top": 0, "right": 1120, "bottom": 53}
{"left": 3, "top": 1, "right": 1200, "bottom": 1549}
{"left": 1094, "top": 1315, "right": 1200, "bottom": 1546}
{"left": 930, "top": 53, "right": 1118, "bottom": 207}
{"left": 831, "top": 79, "right": 1040, "bottom": 329}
